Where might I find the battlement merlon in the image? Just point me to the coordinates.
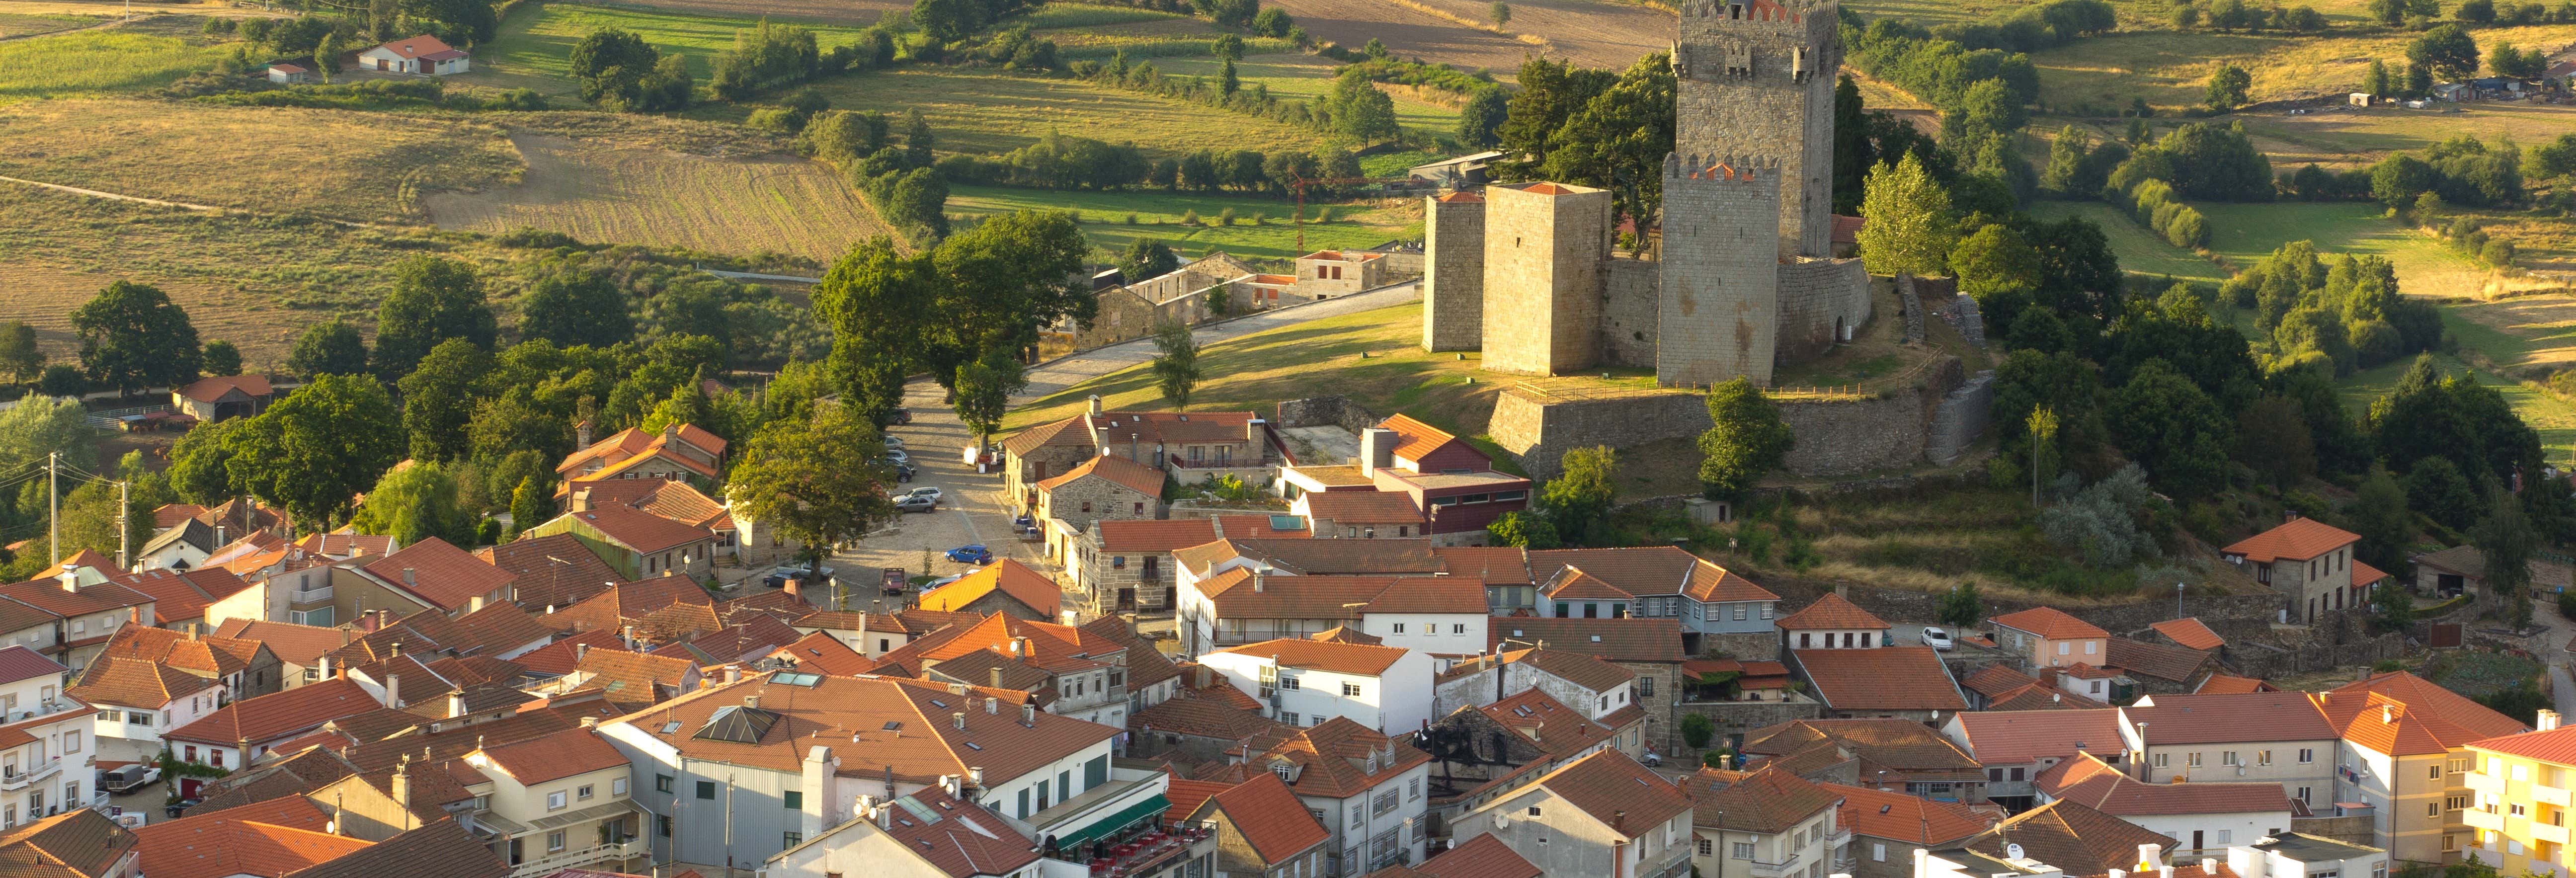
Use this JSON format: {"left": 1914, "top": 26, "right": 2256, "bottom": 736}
{"left": 1661, "top": 152, "right": 1785, "bottom": 182}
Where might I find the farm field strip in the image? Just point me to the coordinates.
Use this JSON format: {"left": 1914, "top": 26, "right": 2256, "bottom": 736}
{"left": 0, "top": 24, "right": 223, "bottom": 101}
{"left": 2025, "top": 24, "right": 2576, "bottom": 112}
{"left": 472, "top": 3, "right": 883, "bottom": 85}
{"left": 1154, "top": 53, "right": 1465, "bottom": 137}
{"left": 423, "top": 133, "right": 893, "bottom": 263}
{"left": 2195, "top": 201, "right": 2486, "bottom": 298}
{"left": 2028, "top": 200, "right": 2226, "bottom": 281}
{"left": 718, "top": 66, "right": 1331, "bottom": 158}
{"left": 946, "top": 183, "right": 1422, "bottom": 261}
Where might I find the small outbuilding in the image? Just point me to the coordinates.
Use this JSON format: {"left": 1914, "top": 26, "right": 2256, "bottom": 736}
{"left": 267, "top": 62, "right": 313, "bottom": 84}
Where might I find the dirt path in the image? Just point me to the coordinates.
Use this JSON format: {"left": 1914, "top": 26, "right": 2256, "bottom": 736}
{"left": 0, "top": 174, "right": 225, "bottom": 211}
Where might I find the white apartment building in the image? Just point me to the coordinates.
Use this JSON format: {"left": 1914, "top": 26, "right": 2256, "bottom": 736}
{"left": 1199, "top": 638, "right": 1434, "bottom": 734}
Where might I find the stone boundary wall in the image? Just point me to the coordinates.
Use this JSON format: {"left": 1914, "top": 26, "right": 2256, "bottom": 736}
{"left": 1275, "top": 396, "right": 1381, "bottom": 435}
{"left": 2230, "top": 633, "right": 2406, "bottom": 679}
{"left": 1601, "top": 256, "right": 1660, "bottom": 369}
{"left": 1762, "top": 577, "right": 2294, "bottom": 636}
{"left": 1493, "top": 356, "right": 1979, "bottom": 480}
{"left": 1777, "top": 391, "right": 1930, "bottom": 477}
{"left": 1774, "top": 257, "right": 1872, "bottom": 362}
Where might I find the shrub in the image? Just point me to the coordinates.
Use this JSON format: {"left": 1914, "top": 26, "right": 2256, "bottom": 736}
{"left": 1680, "top": 713, "right": 1716, "bottom": 748}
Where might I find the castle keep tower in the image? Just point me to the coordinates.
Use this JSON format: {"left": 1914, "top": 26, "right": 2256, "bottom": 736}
{"left": 1423, "top": 192, "right": 1487, "bottom": 352}
{"left": 1673, "top": 0, "right": 1838, "bottom": 259}
{"left": 1658, "top": 156, "right": 1782, "bottom": 387}
{"left": 1481, "top": 182, "right": 1613, "bottom": 376}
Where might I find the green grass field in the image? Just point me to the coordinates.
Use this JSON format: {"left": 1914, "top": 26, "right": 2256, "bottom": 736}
{"left": 724, "top": 66, "right": 1334, "bottom": 158}
{"left": 2026, "top": 24, "right": 2576, "bottom": 114}
{"left": 470, "top": 3, "right": 879, "bottom": 93}
{"left": 2196, "top": 202, "right": 2487, "bottom": 297}
{"left": 0, "top": 27, "right": 224, "bottom": 102}
{"left": 1154, "top": 53, "right": 1464, "bottom": 139}
{"left": 947, "top": 183, "right": 1420, "bottom": 260}
{"left": 0, "top": 11, "right": 102, "bottom": 38}
{"left": 2028, "top": 200, "right": 2224, "bottom": 281}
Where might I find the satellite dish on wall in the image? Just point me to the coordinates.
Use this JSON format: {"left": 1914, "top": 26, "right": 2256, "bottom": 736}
{"left": 2008, "top": 844, "right": 2027, "bottom": 861}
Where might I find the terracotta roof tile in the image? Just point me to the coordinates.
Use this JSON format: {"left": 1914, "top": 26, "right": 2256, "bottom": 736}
{"left": 1095, "top": 519, "right": 1220, "bottom": 553}
{"left": 211, "top": 620, "right": 355, "bottom": 666}
{"left": 1215, "top": 514, "right": 1311, "bottom": 539}
{"left": 474, "top": 728, "right": 628, "bottom": 785}
{"left": 166, "top": 678, "right": 383, "bottom": 747}
{"left": 771, "top": 631, "right": 877, "bottom": 676}
{"left": 175, "top": 375, "right": 272, "bottom": 404}
{"left": 2125, "top": 692, "right": 2334, "bottom": 745}
{"left": 360, "top": 538, "right": 516, "bottom": 612}
{"left": 1131, "top": 697, "right": 1287, "bottom": 742}
{"left": 855, "top": 786, "right": 1041, "bottom": 878}
{"left": 2220, "top": 517, "right": 2358, "bottom": 562}
{"left": 1489, "top": 617, "right": 1684, "bottom": 663}
{"left": 2193, "top": 675, "right": 2274, "bottom": 694}
{"left": 0, "top": 810, "right": 140, "bottom": 878}
{"left": 0, "top": 646, "right": 62, "bottom": 685}
{"left": 1949, "top": 710, "right": 2129, "bottom": 765}
{"left": 1300, "top": 491, "right": 1426, "bottom": 527}
{"left": 2039, "top": 752, "right": 2293, "bottom": 816}
{"left": 1745, "top": 718, "right": 1982, "bottom": 774}
{"left": 1776, "top": 593, "right": 1889, "bottom": 630}
{"left": 1827, "top": 782, "right": 1991, "bottom": 845}
{"left": 916, "top": 559, "right": 1061, "bottom": 617}
{"left": 135, "top": 799, "right": 366, "bottom": 878}
{"left": 1196, "top": 773, "right": 1328, "bottom": 863}
{"left": 281, "top": 818, "right": 507, "bottom": 878}
{"left": 1538, "top": 750, "right": 1695, "bottom": 836}
{"left": 1036, "top": 454, "right": 1166, "bottom": 498}
{"left": 1430, "top": 547, "right": 1530, "bottom": 584}
{"left": 1964, "top": 799, "right": 2176, "bottom": 877}
{"left": 552, "top": 505, "right": 713, "bottom": 556}
{"left": 479, "top": 534, "right": 624, "bottom": 610}
{"left": 1541, "top": 568, "right": 1632, "bottom": 601}
{"left": 68, "top": 655, "right": 214, "bottom": 710}
{"left": 1212, "top": 638, "right": 1411, "bottom": 676}
{"left": 2322, "top": 672, "right": 2526, "bottom": 756}
{"left": 1176, "top": 538, "right": 1440, "bottom": 577}
{"left": 612, "top": 673, "right": 1121, "bottom": 785}
{"left": 1480, "top": 689, "right": 1618, "bottom": 756}
{"left": 1212, "top": 718, "right": 1429, "bottom": 799}
{"left": 1361, "top": 578, "right": 1487, "bottom": 615}
{"left": 2469, "top": 724, "right": 2576, "bottom": 764}
{"left": 1076, "top": 617, "right": 1179, "bottom": 690}
{"left": 2149, "top": 618, "right": 2226, "bottom": 651}
{"left": 2105, "top": 638, "right": 2213, "bottom": 684}
{"left": 1790, "top": 647, "right": 1968, "bottom": 712}
{"left": 1375, "top": 414, "right": 1467, "bottom": 465}
{"left": 1990, "top": 607, "right": 2108, "bottom": 640}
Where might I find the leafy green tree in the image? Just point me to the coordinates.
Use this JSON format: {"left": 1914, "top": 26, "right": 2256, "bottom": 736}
{"left": 2406, "top": 456, "right": 2484, "bottom": 531}
{"left": 1537, "top": 53, "right": 1675, "bottom": 235}
{"left": 224, "top": 374, "right": 404, "bottom": 529}
{"left": 1856, "top": 153, "right": 1956, "bottom": 277}
{"left": 351, "top": 461, "right": 472, "bottom": 547}
{"left": 920, "top": 211, "right": 1092, "bottom": 388}
{"left": 2107, "top": 358, "right": 2235, "bottom": 496}
{"left": 1490, "top": 1, "right": 1511, "bottom": 24}
{"left": 725, "top": 405, "right": 897, "bottom": 578}
{"left": 166, "top": 418, "right": 243, "bottom": 505}
{"left": 33, "top": 366, "right": 81, "bottom": 399}
{"left": 2456, "top": 0, "right": 2496, "bottom": 21}
{"left": 2472, "top": 485, "right": 2537, "bottom": 628}
{"left": 519, "top": 271, "right": 634, "bottom": 349}
{"left": 72, "top": 281, "right": 201, "bottom": 396}
{"left": 2235, "top": 394, "right": 2317, "bottom": 489}
{"left": 1679, "top": 713, "right": 1714, "bottom": 749}
{"left": 2204, "top": 63, "right": 2252, "bottom": 111}
{"left": 312, "top": 31, "right": 340, "bottom": 83}
{"left": 508, "top": 475, "right": 547, "bottom": 537}
{"left": 1486, "top": 511, "right": 1560, "bottom": 549}
{"left": 1251, "top": 7, "right": 1292, "bottom": 37}
{"left": 1148, "top": 319, "right": 1203, "bottom": 411}
{"left": 1541, "top": 446, "right": 1618, "bottom": 546}
{"left": 814, "top": 238, "right": 930, "bottom": 427}
{"left": 0, "top": 396, "right": 94, "bottom": 475}
{"left": 1457, "top": 86, "right": 1509, "bottom": 151}
{"left": 913, "top": 0, "right": 972, "bottom": 43}
{"left": 952, "top": 352, "right": 1025, "bottom": 449}
{"left": 0, "top": 321, "right": 44, "bottom": 385}
{"left": 1938, "top": 582, "right": 1985, "bottom": 628}
{"left": 1696, "top": 379, "right": 1792, "bottom": 498}
{"left": 288, "top": 320, "right": 368, "bottom": 379}
{"left": 2476, "top": 682, "right": 2549, "bottom": 725}
{"left": 2409, "top": 24, "right": 2481, "bottom": 81}
{"left": 2361, "top": 60, "right": 2393, "bottom": 97}
{"left": 372, "top": 256, "right": 496, "bottom": 378}
{"left": 1950, "top": 223, "right": 2044, "bottom": 299}
{"left": 902, "top": 108, "right": 935, "bottom": 168}
{"left": 399, "top": 339, "right": 495, "bottom": 463}
{"left": 2347, "top": 467, "right": 2412, "bottom": 571}
{"left": 569, "top": 27, "right": 659, "bottom": 105}
{"left": 1219, "top": 57, "right": 1239, "bottom": 96}
{"left": 1326, "top": 73, "right": 1400, "bottom": 140}
{"left": 2487, "top": 41, "right": 2544, "bottom": 77}
{"left": 2370, "top": 580, "right": 2415, "bottom": 634}
{"left": 1212, "top": 33, "right": 1245, "bottom": 60}
{"left": 404, "top": 0, "right": 496, "bottom": 42}
{"left": 1118, "top": 239, "right": 1180, "bottom": 282}
{"left": 467, "top": 387, "right": 572, "bottom": 467}
{"left": 200, "top": 340, "right": 242, "bottom": 377}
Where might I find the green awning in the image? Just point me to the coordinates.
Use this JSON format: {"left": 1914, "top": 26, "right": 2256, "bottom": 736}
{"left": 1049, "top": 794, "right": 1170, "bottom": 850}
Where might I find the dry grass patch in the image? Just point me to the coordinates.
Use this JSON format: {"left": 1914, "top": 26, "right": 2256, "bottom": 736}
{"left": 2028, "top": 24, "right": 2576, "bottom": 113}
{"left": 728, "top": 66, "right": 1329, "bottom": 158}
{"left": 424, "top": 133, "right": 894, "bottom": 262}
{"left": 0, "top": 99, "right": 522, "bottom": 223}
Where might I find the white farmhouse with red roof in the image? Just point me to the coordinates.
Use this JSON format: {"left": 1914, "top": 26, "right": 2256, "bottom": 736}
{"left": 356, "top": 34, "right": 470, "bottom": 75}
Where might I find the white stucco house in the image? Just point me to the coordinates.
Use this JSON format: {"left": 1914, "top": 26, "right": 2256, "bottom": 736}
{"left": 1199, "top": 638, "right": 1434, "bottom": 734}
{"left": 357, "top": 35, "right": 470, "bottom": 75}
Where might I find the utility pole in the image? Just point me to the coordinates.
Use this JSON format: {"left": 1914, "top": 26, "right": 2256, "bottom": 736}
{"left": 45, "top": 452, "right": 58, "bottom": 567}
{"left": 116, "top": 480, "right": 130, "bottom": 570}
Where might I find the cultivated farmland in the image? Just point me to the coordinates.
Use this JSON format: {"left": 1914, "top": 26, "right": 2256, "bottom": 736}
{"left": 751, "top": 66, "right": 1330, "bottom": 158}
{"left": 2026, "top": 23, "right": 2576, "bottom": 113}
{"left": 467, "top": 3, "right": 883, "bottom": 94}
{"left": 945, "top": 183, "right": 1422, "bottom": 261}
{"left": 2196, "top": 202, "right": 2487, "bottom": 298}
{"left": 603, "top": 0, "right": 912, "bottom": 27}
{"left": 423, "top": 133, "right": 896, "bottom": 262}
{"left": 1155, "top": 53, "right": 1465, "bottom": 137}
{"left": 0, "top": 100, "right": 522, "bottom": 224}
{"left": 1260, "top": 0, "right": 1670, "bottom": 73}
{"left": 0, "top": 18, "right": 225, "bottom": 102}
{"left": 0, "top": 11, "right": 102, "bottom": 38}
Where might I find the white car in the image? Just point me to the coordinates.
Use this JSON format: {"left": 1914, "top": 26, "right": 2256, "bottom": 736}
{"left": 884, "top": 436, "right": 906, "bottom": 451}
{"left": 901, "top": 486, "right": 943, "bottom": 504}
{"left": 1921, "top": 627, "right": 1955, "bottom": 651}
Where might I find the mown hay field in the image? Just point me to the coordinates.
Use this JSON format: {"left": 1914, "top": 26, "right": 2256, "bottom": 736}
{"left": 423, "top": 133, "right": 895, "bottom": 262}
{"left": 0, "top": 100, "right": 522, "bottom": 223}
{"left": 0, "top": 20, "right": 225, "bottom": 102}
{"left": 946, "top": 183, "right": 1421, "bottom": 261}
{"left": 468, "top": 2, "right": 884, "bottom": 94}
{"left": 726, "top": 66, "right": 1332, "bottom": 158}
{"left": 0, "top": 11, "right": 103, "bottom": 37}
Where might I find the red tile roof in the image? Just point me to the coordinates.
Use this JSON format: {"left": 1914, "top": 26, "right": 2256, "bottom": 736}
{"left": 612, "top": 673, "right": 1120, "bottom": 783}
{"left": 2321, "top": 672, "right": 2527, "bottom": 756}
{"left": 1213, "top": 638, "right": 1411, "bottom": 676}
{"left": 165, "top": 678, "right": 383, "bottom": 747}
{"left": 0, "top": 810, "right": 140, "bottom": 878}
{"left": 134, "top": 798, "right": 367, "bottom": 878}
{"left": 2193, "top": 675, "right": 2274, "bottom": 694}
{"left": 1300, "top": 491, "right": 1426, "bottom": 527}
{"left": 2150, "top": 618, "right": 2226, "bottom": 651}
{"left": 1990, "top": 607, "right": 2107, "bottom": 640}
{"left": 68, "top": 655, "right": 214, "bottom": 710}
{"left": 1036, "top": 453, "right": 1166, "bottom": 498}
{"left": 1095, "top": 519, "right": 1219, "bottom": 553}
{"left": 2468, "top": 724, "right": 2576, "bottom": 764}
{"left": 1498, "top": 647, "right": 1633, "bottom": 692}
{"left": 857, "top": 785, "right": 1041, "bottom": 878}
{"left": 112, "top": 567, "right": 252, "bottom": 623}
{"left": 1790, "top": 647, "right": 1968, "bottom": 712}
{"left": 211, "top": 620, "right": 356, "bottom": 667}
{"left": 1535, "top": 750, "right": 1695, "bottom": 837}
{"left": 1376, "top": 414, "right": 1467, "bottom": 465}
{"left": 475, "top": 728, "right": 629, "bottom": 785}
{"left": 2039, "top": 752, "right": 2293, "bottom": 816}
{"left": 1414, "top": 833, "right": 1540, "bottom": 878}
{"left": 771, "top": 631, "right": 876, "bottom": 676}
{"left": 1480, "top": 689, "right": 1619, "bottom": 756}
{"left": 2125, "top": 692, "right": 2334, "bottom": 745}
{"left": 1948, "top": 709, "right": 2128, "bottom": 765}
{"left": 557, "top": 505, "right": 713, "bottom": 556}
{"left": 1827, "top": 782, "right": 1992, "bottom": 844}
{"left": 1361, "top": 577, "right": 1487, "bottom": 615}
{"left": 916, "top": 559, "right": 1061, "bottom": 617}
{"left": 1775, "top": 593, "right": 1888, "bottom": 630}
{"left": 479, "top": 533, "right": 624, "bottom": 611}
{"left": 1964, "top": 799, "right": 2177, "bottom": 877}
{"left": 2352, "top": 559, "right": 2391, "bottom": 587}
{"left": 1541, "top": 568, "right": 1632, "bottom": 601}
{"left": 361, "top": 538, "right": 517, "bottom": 611}
{"left": 0, "top": 645, "right": 63, "bottom": 685}
{"left": 175, "top": 375, "right": 272, "bottom": 404}
{"left": 1197, "top": 773, "right": 1329, "bottom": 863}
{"left": 1489, "top": 617, "right": 1684, "bottom": 663}
{"left": 2220, "top": 517, "right": 2358, "bottom": 562}
{"left": 1215, "top": 514, "right": 1310, "bottom": 539}
{"left": 557, "top": 425, "right": 725, "bottom": 480}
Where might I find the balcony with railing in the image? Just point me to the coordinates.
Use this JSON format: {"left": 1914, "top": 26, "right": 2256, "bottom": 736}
{"left": 1986, "top": 780, "right": 2036, "bottom": 798}
{"left": 1049, "top": 820, "right": 1214, "bottom": 878}
{"left": 507, "top": 838, "right": 646, "bottom": 878}
{"left": 1746, "top": 852, "right": 1803, "bottom": 878}
{"left": 2464, "top": 772, "right": 2504, "bottom": 795}
{"left": 2462, "top": 808, "right": 2503, "bottom": 831}
{"left": 1, "top": 757, "right": 62, "bottom": 792}
{"left": 2538, "top": 784, "right": 2573, "bottom": 807}
{"left": 289, "top": 584, "right": 333, "bottom": 607}
{"left": 2535, "top": 822, "right": 2571, "bottom": 845}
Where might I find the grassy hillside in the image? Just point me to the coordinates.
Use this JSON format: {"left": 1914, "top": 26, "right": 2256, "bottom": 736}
{"left": 0, "top": 20, "right": 225, "bottom": 102}
{"left": 468, "top": 3, "right": 882, "bottom": 94}
{"left": 1155, "top": 53, "right": 1465, "bottom": 139}
{"left": 2196, "top": 202, "right": 2485, "bottom": 297}
{"left": 2026, "top": 24, "right": 2576, "bottom": 113}
{"left": 721, "top": 66, "right": 1336, "bottom": 158}
{"left": 946, "top": 184, "right": 1421, "bottom": 261}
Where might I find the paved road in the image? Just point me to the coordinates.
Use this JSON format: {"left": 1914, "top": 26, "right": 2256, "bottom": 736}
{"left": 1015, "top": 280, "right": 1422, "bottom": 404}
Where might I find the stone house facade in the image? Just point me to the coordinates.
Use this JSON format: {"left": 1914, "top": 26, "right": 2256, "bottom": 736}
{"left": 999, "top": 399, "right": 1268, "bottom": 513}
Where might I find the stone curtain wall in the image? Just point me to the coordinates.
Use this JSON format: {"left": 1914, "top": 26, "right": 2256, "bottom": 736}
{"left": 1494, "top": 366, "right": 1962, "bottom": 479}
{"left": 1775, "top": 391, "right": 1930, "bottom": 476}
{"left": 1275, "top": 396, "right": 1381, "bottom": 435}
{"left": 1657, "top": 157, "right": 1782, "bottom": 387}
{"left": 1925, "top": 370, "right": 1996, "bottom": 466}
{"left": 1602, "top": 256, "right": 1663, "bottom": 368}
{"left": 1424, "top": 196, "right": 1487, "bottom": 352}
{"left": 1773, "top": 257, "right": 1870, "bottom": 362}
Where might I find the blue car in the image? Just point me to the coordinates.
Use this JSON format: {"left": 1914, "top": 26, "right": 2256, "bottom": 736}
{"left": 945, "top": 544, "right": 992, "bottom": 564}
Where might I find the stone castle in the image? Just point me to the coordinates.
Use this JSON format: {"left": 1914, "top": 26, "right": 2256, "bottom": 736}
{"left": 1421, "top": 0, "right": 1870, "bottom": 388}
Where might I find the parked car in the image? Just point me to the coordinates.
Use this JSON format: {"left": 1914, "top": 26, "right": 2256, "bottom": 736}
{"left": 885, "top": 449, "right": 910, "bottom": 465}
{"left": 900, "top": 486, "right": 943, "bottom": 504}
{"left": 923, "top": 571, "right": 970, "bottom": 591}
{"left": 893, "top": 494, "right": 937, "bottom": 514}
{"left": 890, "top": 408, "right": 913, "bottom": 425}
{"left": 1921, "top": 627, "right": 1954, "bottom": 651}
{"left": 763, "top": 565, "right": 835, "bottom": 589}
{"left": 884, "top": 436, "right": 906, "bottom": 451}
{"left": 165, "top": 798, "right": 198, "bottom": 819}
{"left": 946, "top": 544, "right": 992, "bottom": 564}
{"left": 895, "top": 462, "right": 916, "bottom": 483}
{"left": 99, "top": 764, "right": 160, "bottom": 795}
{"left": 881, "top": 567, "right": 909, "bottom": 596}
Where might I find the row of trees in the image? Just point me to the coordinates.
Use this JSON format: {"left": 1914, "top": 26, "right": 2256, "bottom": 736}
{"left": 1930, "top": 0, "right": 2117, "bottom": 52}
{"left": 1075, "top": 55, "right": 1402, "bottom": 144}
{"left": 2371, "top": 0, "right": 2576, "bottom": 26}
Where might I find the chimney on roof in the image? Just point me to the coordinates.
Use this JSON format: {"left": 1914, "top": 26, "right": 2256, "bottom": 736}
{"left": 386, "top": 673, "right": 402, "bottom": 709}
{"left": 664, "top": 423, "right": 678, "bottom": 441}
{"left": 2202, "top": 859, "right": 2217, "bottom": 875}
{"left": 577, "top": 419, "right": 594, "bottom": 448}
{"left": 990, "top": 667, "right": 1004, "bottom": 689}
{"left": 724, "top": 666, "right": 741, "bottom": 684}
{"left": 1612, "top": 809, "right": 1625, "bottom": 833}
{"left": 953, "top": 712, "right": 966, "bottom": 731}
{"left": 215, "top": 525, "right": 227, "bottom": 548}
{"left": 577, "top": 643, "right": 590, "bottom": 661}
{"left": 2382, "top": 705, "right": 2394, "bottom": 724}
{"left": 1360, "top": 428, "right": 1396, "bottom": 476}
{"left": 1129, "top": 433, "right": 1140, "bottom": 464}
{"left": 622, "top": 626, "right": 636, "bottom": 650}
{"left": 2139, "top": 844, "right": 2163, "bottom": 871}
{"left": 392, "top": 756, "right": 413, "bottom": 811}
{"left": 579, "top": 716, "right": 598, "bottom": 728}
{"left": 985, "top": 696, "right": 998, "bottom": 715}
{"left": 1088, "top": 395, "right": 1103, "bottom": 417}
{"left": 2541, "top": 710, "right": 2563, "bottom": 731}
{"left": 1021, "top": 703, "right": 1036, "bottom": 725}
{"left": 968, "top": 766, "right": 983, "bottom": 788}
{"left": 402, "top": 568, "right": 416, "bottom": 586}
{"left": 784, "top": 577, "right": 801, "bottom": 601}
{"left": 745, "top": 696, "right": 760, "bottom": 710}
{"left": 447, "top": 692, "right": 465, "bottom": 718}
{"left": 187, "top": 623, "right": 200, "bottom": 641}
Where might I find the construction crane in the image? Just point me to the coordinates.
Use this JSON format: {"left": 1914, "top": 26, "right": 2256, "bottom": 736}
{"left": 1284, "top": 175, "right": 1418, "bottom": 252}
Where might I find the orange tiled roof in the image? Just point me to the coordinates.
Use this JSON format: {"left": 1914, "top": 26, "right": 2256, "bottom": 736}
{"left": 1213, "top": 637, "right": 1411, "bottom": 676}
{"left": 1827, "top": 782, "right": 1992, "bottom": 845}
{"left": 1095, "top": 519, "right": 1220, "bottom": 553}
{"left": 1376, "top": 414, "right": 1462, "bottom": 464}
{"left": 2150, "top": 618, "right": 2226, "bottom": 651}
{"left": 1775, "top": 593, "right": 1887, "bottom": 630}
{"left": 1990, "top": 607, "right": 2107, "bottom": 640}
{"left": 1036, "top": 453, "right": 1166, "bottom": 498}
{"left": 1197, "top": 773, "right": 1328, "bottom": 863}
{"left": 916, "top": 559, "right": 1061, "bottom": 617}
{"left": 2221, "top": 517, "right": 2359, "bottom": 562}
{"left": 1790, "top": 647, "right": 1969, "bottom": 712}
